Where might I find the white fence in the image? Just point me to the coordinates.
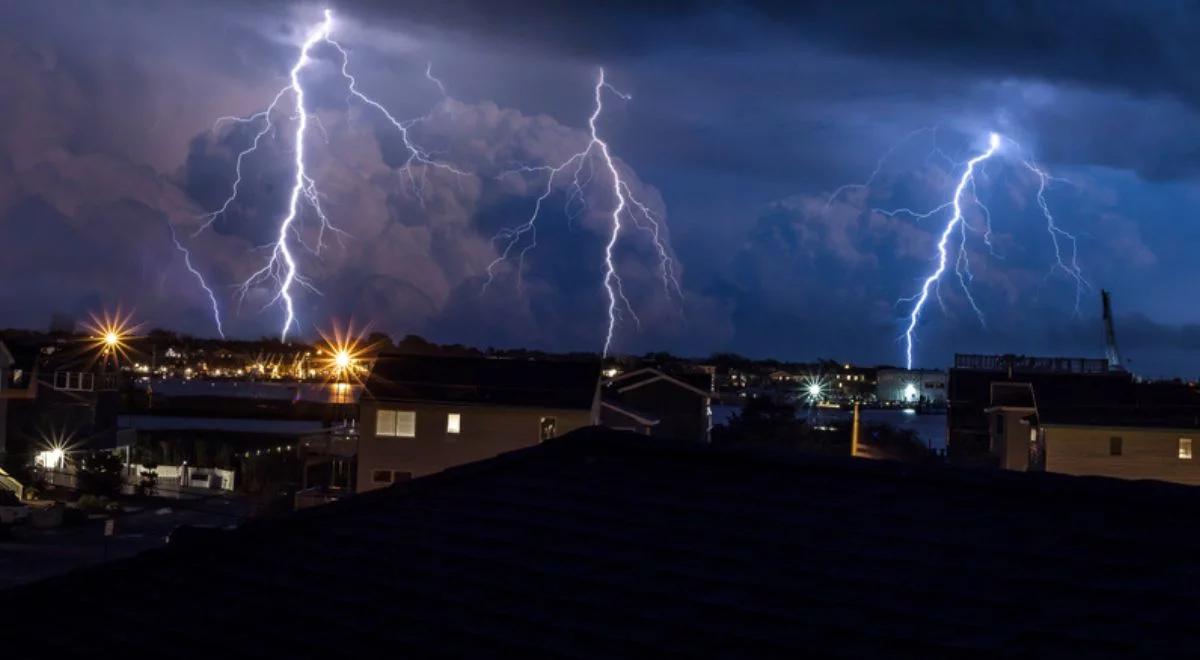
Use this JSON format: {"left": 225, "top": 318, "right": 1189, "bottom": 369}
{"left": 131, "top": 465, "right": 235, "bottom": 491}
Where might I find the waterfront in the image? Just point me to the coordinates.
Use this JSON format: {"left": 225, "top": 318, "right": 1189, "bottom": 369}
{"left": 713, "top": 404, "right": 947, "bottom": 451}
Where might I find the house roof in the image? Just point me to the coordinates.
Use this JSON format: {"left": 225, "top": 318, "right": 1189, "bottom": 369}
{"left": 366, "top": 354, "right": 599, "bottom": 410}
{"left": 1036, "top": 404, "right": 1200, "bottom": 430}
{"left": 606, "top": 367, "right": 712, "bottom": 398}
{"left": 8, "top": 428, "right": 1200, "bottom": 657}
{"left": 599, "top": 400, "right": 660, "bottom": 426}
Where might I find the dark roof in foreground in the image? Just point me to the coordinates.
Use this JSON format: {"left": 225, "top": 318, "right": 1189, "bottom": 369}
{"left": 366, "top": 354, "right": 599, "bottom": 409}
{"left": 8, "top": 428, "right": 1200, "bottom": 657}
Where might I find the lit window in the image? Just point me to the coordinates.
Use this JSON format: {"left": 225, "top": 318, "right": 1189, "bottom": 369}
{"left": 447, "top": 413, "right": 461, "bottom": 434}
{"left": 376, "top": 409, "right": 416, "bottom": 437}
{"left": 1180, "top": 438, "right": 1193, "bottom": 460}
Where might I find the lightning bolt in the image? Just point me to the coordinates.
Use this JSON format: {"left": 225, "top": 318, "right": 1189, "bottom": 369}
{"left": 838, "top": 128, "right": 1086, "bottom": 368}
{"left": 190, "top": 9, "right": 461, "bottom": 341}
{"left": 484, "top": 68, "right": 681, "bottom": 357}
{"left": 167, "top": 222, "right": 225, "bottom": 339}
{"left": 898, "top": 132, "right": 1001, "bottom": 369}
{"left": 1024, "top": 158, "right": 1087, "bottom": 313}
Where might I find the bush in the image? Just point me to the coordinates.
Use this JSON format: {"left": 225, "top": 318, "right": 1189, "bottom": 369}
{"left": 136, "top": 462, "right": 158, "bottom": 497}
{"left": 77, "top": 451, "right": 124, "bottom": 497}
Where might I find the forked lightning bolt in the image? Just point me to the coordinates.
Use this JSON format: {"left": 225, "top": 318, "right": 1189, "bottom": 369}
{"left": 851, "top": 131, "right": 1087, "bottom": 368}
{"left": 898, "top": 132, "right": 1001, "bottom": 370}
{"left": 167, "top": 222, "right": 225, "bottom": 339}
{"left": 484, "top": 68, "right": 682, "bottom": 357}
{"left": 188, "top": 9, "right": 460, "bottom": 340}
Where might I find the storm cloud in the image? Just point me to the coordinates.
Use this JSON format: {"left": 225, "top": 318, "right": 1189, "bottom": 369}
{"left": 3, "top": 1, "right": 1200, "bottom": 375}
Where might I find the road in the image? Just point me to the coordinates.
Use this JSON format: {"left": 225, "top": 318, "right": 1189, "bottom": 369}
{"left": 0, "top": 493, "right": 251, "bottom": 590}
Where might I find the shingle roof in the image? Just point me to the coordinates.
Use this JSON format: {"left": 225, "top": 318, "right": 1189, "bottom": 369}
{"left": 7, "top": 428, "right": 1200, "bottom": 657}
{"left": 366, "top": 354, "right": 599, "bottom": 409}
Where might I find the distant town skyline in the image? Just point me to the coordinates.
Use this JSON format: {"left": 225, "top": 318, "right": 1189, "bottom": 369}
{"left": 5, "top": 2, "right": 1200, "bottom": 377}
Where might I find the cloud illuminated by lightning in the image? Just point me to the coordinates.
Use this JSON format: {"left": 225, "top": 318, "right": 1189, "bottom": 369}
{"left": 848, "top": 130, "right": 1088, "bottom": 368}
{"left": 189, "top": 9, "right": 462, "bottom": 340}
{"left": 483, "top": 68, "right": 682, "bottom": 357}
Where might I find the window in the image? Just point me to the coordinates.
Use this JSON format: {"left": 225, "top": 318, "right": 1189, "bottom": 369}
{"left": 376, "top": 409, "right": 416, "bottom": 437}
{"left": 1180, "top": 438, "right": 1193, "bottom": 460}
{"left": 1110, "top": 436, "right": 1123, "bottom": 456}
{"left": 371, "top": 470, "right": 393, "bottom": 484}
{"left": 446, "top": 413, "right": 461, "bottom": 434}
{"left": 539, "top": 416, "right": 557, "bottom": 442}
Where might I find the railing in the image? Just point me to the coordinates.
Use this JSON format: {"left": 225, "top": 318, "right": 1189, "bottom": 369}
{"left": 953, "top": 354, "right": 1109, "bottom": 374}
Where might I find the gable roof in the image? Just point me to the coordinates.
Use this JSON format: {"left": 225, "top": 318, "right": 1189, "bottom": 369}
{"left": 367, "top": 354, "right": 599, "bottom": 410}
{"left": 607, "top": 367, "right": 712, "bottom": 398}
{"left": 8, "top": 427, "right": 1200, "bottom": 657}
{"left": 599, "top": 400, "right": 660, "bottom": 426}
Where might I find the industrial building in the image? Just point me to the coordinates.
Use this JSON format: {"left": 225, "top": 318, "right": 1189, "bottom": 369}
{"left": 875, "top": 368, "right": 947, "bottom": 404}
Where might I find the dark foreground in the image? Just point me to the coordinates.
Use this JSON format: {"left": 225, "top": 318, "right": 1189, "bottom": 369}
{"left": 5, "top": 427, "right": 1199, "bottom": 657}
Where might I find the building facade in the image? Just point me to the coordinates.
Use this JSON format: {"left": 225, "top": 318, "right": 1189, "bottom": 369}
{"left": 984, "top": 377, "right": 1200, "bottom": 486}
{"left": 357, "top": 355, "right": 600, "bottom": 492}
{"left": 876, "top": 368, "right": 947, "bottom": 404}
{"left": 600, "top": 368, "right": 713, "bottom": 442}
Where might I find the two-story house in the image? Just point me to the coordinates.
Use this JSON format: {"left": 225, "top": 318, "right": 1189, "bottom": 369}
{"left": 357, "top": 355, "right": 600, "bottom": 492}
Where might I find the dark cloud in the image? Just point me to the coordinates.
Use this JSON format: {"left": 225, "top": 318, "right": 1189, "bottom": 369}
{"left": 4, "top": 0, "right": 1200, "bottom": 375}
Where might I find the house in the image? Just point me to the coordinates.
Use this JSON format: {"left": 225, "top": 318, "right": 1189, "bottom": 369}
{"left": 985, "top": 378, "right": 1200, "bottom": 485}
{"left": 948, "top": 352, "right": 1130, "bottom": 462}
{"left": 357, "top": 354, "right": 600, "bottom": 492}
{"left": 8, "top": 427, "right": 1200, "bottom": 657}
{"left": 600, "top": 367, "right": 713, "bottom": 442}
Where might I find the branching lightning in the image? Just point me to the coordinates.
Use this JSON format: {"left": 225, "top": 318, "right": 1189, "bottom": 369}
{"left": 167, "top": 222, "right": 224, "bottom": 338}
{"left": 483, "top": 68, "right": 682, "bottom": 357}
{"left": 185, "top": 9, "right": 461, "bottom": 340}
{"left": 843, "top": 130, "right": 1088, "bottom": 368}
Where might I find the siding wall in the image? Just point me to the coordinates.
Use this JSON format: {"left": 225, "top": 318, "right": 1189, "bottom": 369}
{"left": 989, "top": 409, "right": 1033, "bottom": 471}
{"left": 1044, "top": 425, "right": 1200, "bottom": 486}
{"left": 617, "top": 379, "right": 708, "bottom": 443}
{"left": 357, "top": 401, "right": 593, "bottom": 492}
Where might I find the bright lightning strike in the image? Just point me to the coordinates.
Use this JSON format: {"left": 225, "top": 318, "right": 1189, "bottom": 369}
{"left": 898, "top": 132, "right": 1001, "bottom": 370}
{"left": 840, "top": 129, "right": 1088, "bottom": 369}
{"left": 192, "top": 9, "right": 461, "bottom": 341}
{"left": 484, "top": 68, "right": 682, "bottom": 357}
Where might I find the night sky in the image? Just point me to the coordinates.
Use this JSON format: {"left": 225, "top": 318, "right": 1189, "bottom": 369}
{"left": 4, "top": 1, "right": 1200, "bottom": 376}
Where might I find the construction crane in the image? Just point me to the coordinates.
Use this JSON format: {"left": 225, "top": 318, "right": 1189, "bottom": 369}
{"left": 1101, "top": 289, "right": 1122, "bottom": 370}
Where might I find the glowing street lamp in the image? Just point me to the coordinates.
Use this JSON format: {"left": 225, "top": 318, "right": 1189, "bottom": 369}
{"left": 800, "top": 373, "right": 828, "bottom": 404}
{"left": 83, "top": 309, "right": 140, "bottom": 368}
{"left": 316, "top": 322, "right": 378, "bottom": 386}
